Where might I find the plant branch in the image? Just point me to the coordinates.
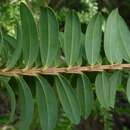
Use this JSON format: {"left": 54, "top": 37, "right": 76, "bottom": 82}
{"left": 0, "top": 64, "right": 130, "bottom": 76}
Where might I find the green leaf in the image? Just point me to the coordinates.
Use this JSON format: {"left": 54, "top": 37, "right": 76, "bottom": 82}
{"left": 85, "top": 14, "right": 102, "bottom": 65}
{"left": 104, "top": 9, "right": 122, "bottom": 64}
{"left": 117, "top": 11, "right": 130, "bottom": 62}
{"left": 54, "top": 46, "right": 62, "bottom": 67}
{"left": 17, "top": 77, "right": 34, "bottom": 130}
{"left": 36, "top": 76, "right": 58, "bottom": 130}
{"left": 5, "top": 82, "right": 16, "bottom": 122}
{"left": 3, "top": 34, "right": 16, "bottom": 49}
{"left": 95, "top": 72, "right": 110, "bottom": 109}
{"left": 0, "top": 78, "right": 16, "bottom": 122}
{"left": 59, "top": 32, "right": 64, "bottom": 48}
{"left": 20, "top": 3, "right": 39, "bottom": 69}
{"left": 35, "top": 48, "right": 42, "bottom": 68}
{"left": 127, "top": 75, "right": 130, "bottom": 103}
{"left": 109, "top": 71, "right": 121, "bottom": 108}
{"left": 80, "top": 33, "right": 86, "bottom": 60}
{"left": 6, "top": 24, "right": 22, "bottom": 69}
{"left": 95, "top": 72, "right": 120, "bottom": 109}
{"left": 64, "top": 11, "right": 81, "bottom": 67}
{"left": 55, "top": 75, "right": 80, "bottom": 124}
{"left": 39, "top": 7, "right": 59, "bottom": 68}
{"left": 59, "top": 31, "right": 82, "bottom": 66}
{"left": 76, "top": 33, "right": 84, "bottom": 66}
{"left": 76, "top": 74, "right": 93, "bottom": 119}
{"left": 0, "top": 34, "right": 15, "bottom": 65}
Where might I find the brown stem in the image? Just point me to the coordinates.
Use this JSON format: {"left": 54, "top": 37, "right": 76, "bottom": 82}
{"left": 0, "top": 64, "right": 129, "bottom": 76}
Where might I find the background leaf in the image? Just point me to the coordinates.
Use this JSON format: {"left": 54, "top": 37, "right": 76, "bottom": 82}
{"left": 0, "top": 77, "right": 16, "bottom": 122}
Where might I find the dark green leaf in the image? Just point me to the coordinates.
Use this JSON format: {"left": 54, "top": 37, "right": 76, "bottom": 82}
{"left": 39, "top": 7, "right": 59, "bottom": 68}
{"left": 20, "top": 3, "right": 39, "bottom": 68}
{"left": 6, "top": 24, "right": 22, "bottom": 69}
{"left": 36, "top": 76, "right": 58, "bottom": 130}
{"left": 17, "top": 77, "right": 34, "bottom": 130}
{"left": 3, "top": 34, "right": 16, "bottom": 49}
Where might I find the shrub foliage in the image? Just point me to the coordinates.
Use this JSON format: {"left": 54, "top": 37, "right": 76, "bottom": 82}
{"left": 1, "top": 2, "right": 130, "bottom": 130}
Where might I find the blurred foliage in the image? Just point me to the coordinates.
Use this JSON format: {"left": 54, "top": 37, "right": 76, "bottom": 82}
{"left": 78, "top": 0, "right": 98, "bottom": 23}
{"left": 0, "top": 0, "right": 99, "bottom": 36}
{"left": 56, "top": 0, "right": 98, "bottom": 26}
{"left": 1, "top": 0, "right": 130, "bottom": 36}
{"left": 54, "top": 108, "right": 73, "bottom": 130}
{"left": 0, "top": 0, "right": 24, "bottom": 35}
{"left": 98, "top": 0, "right": 130, "bottom": 25}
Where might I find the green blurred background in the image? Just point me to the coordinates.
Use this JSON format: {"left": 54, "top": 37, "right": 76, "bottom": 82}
{"left": 1, "top": 0, "right": 130, "bottom": 36}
